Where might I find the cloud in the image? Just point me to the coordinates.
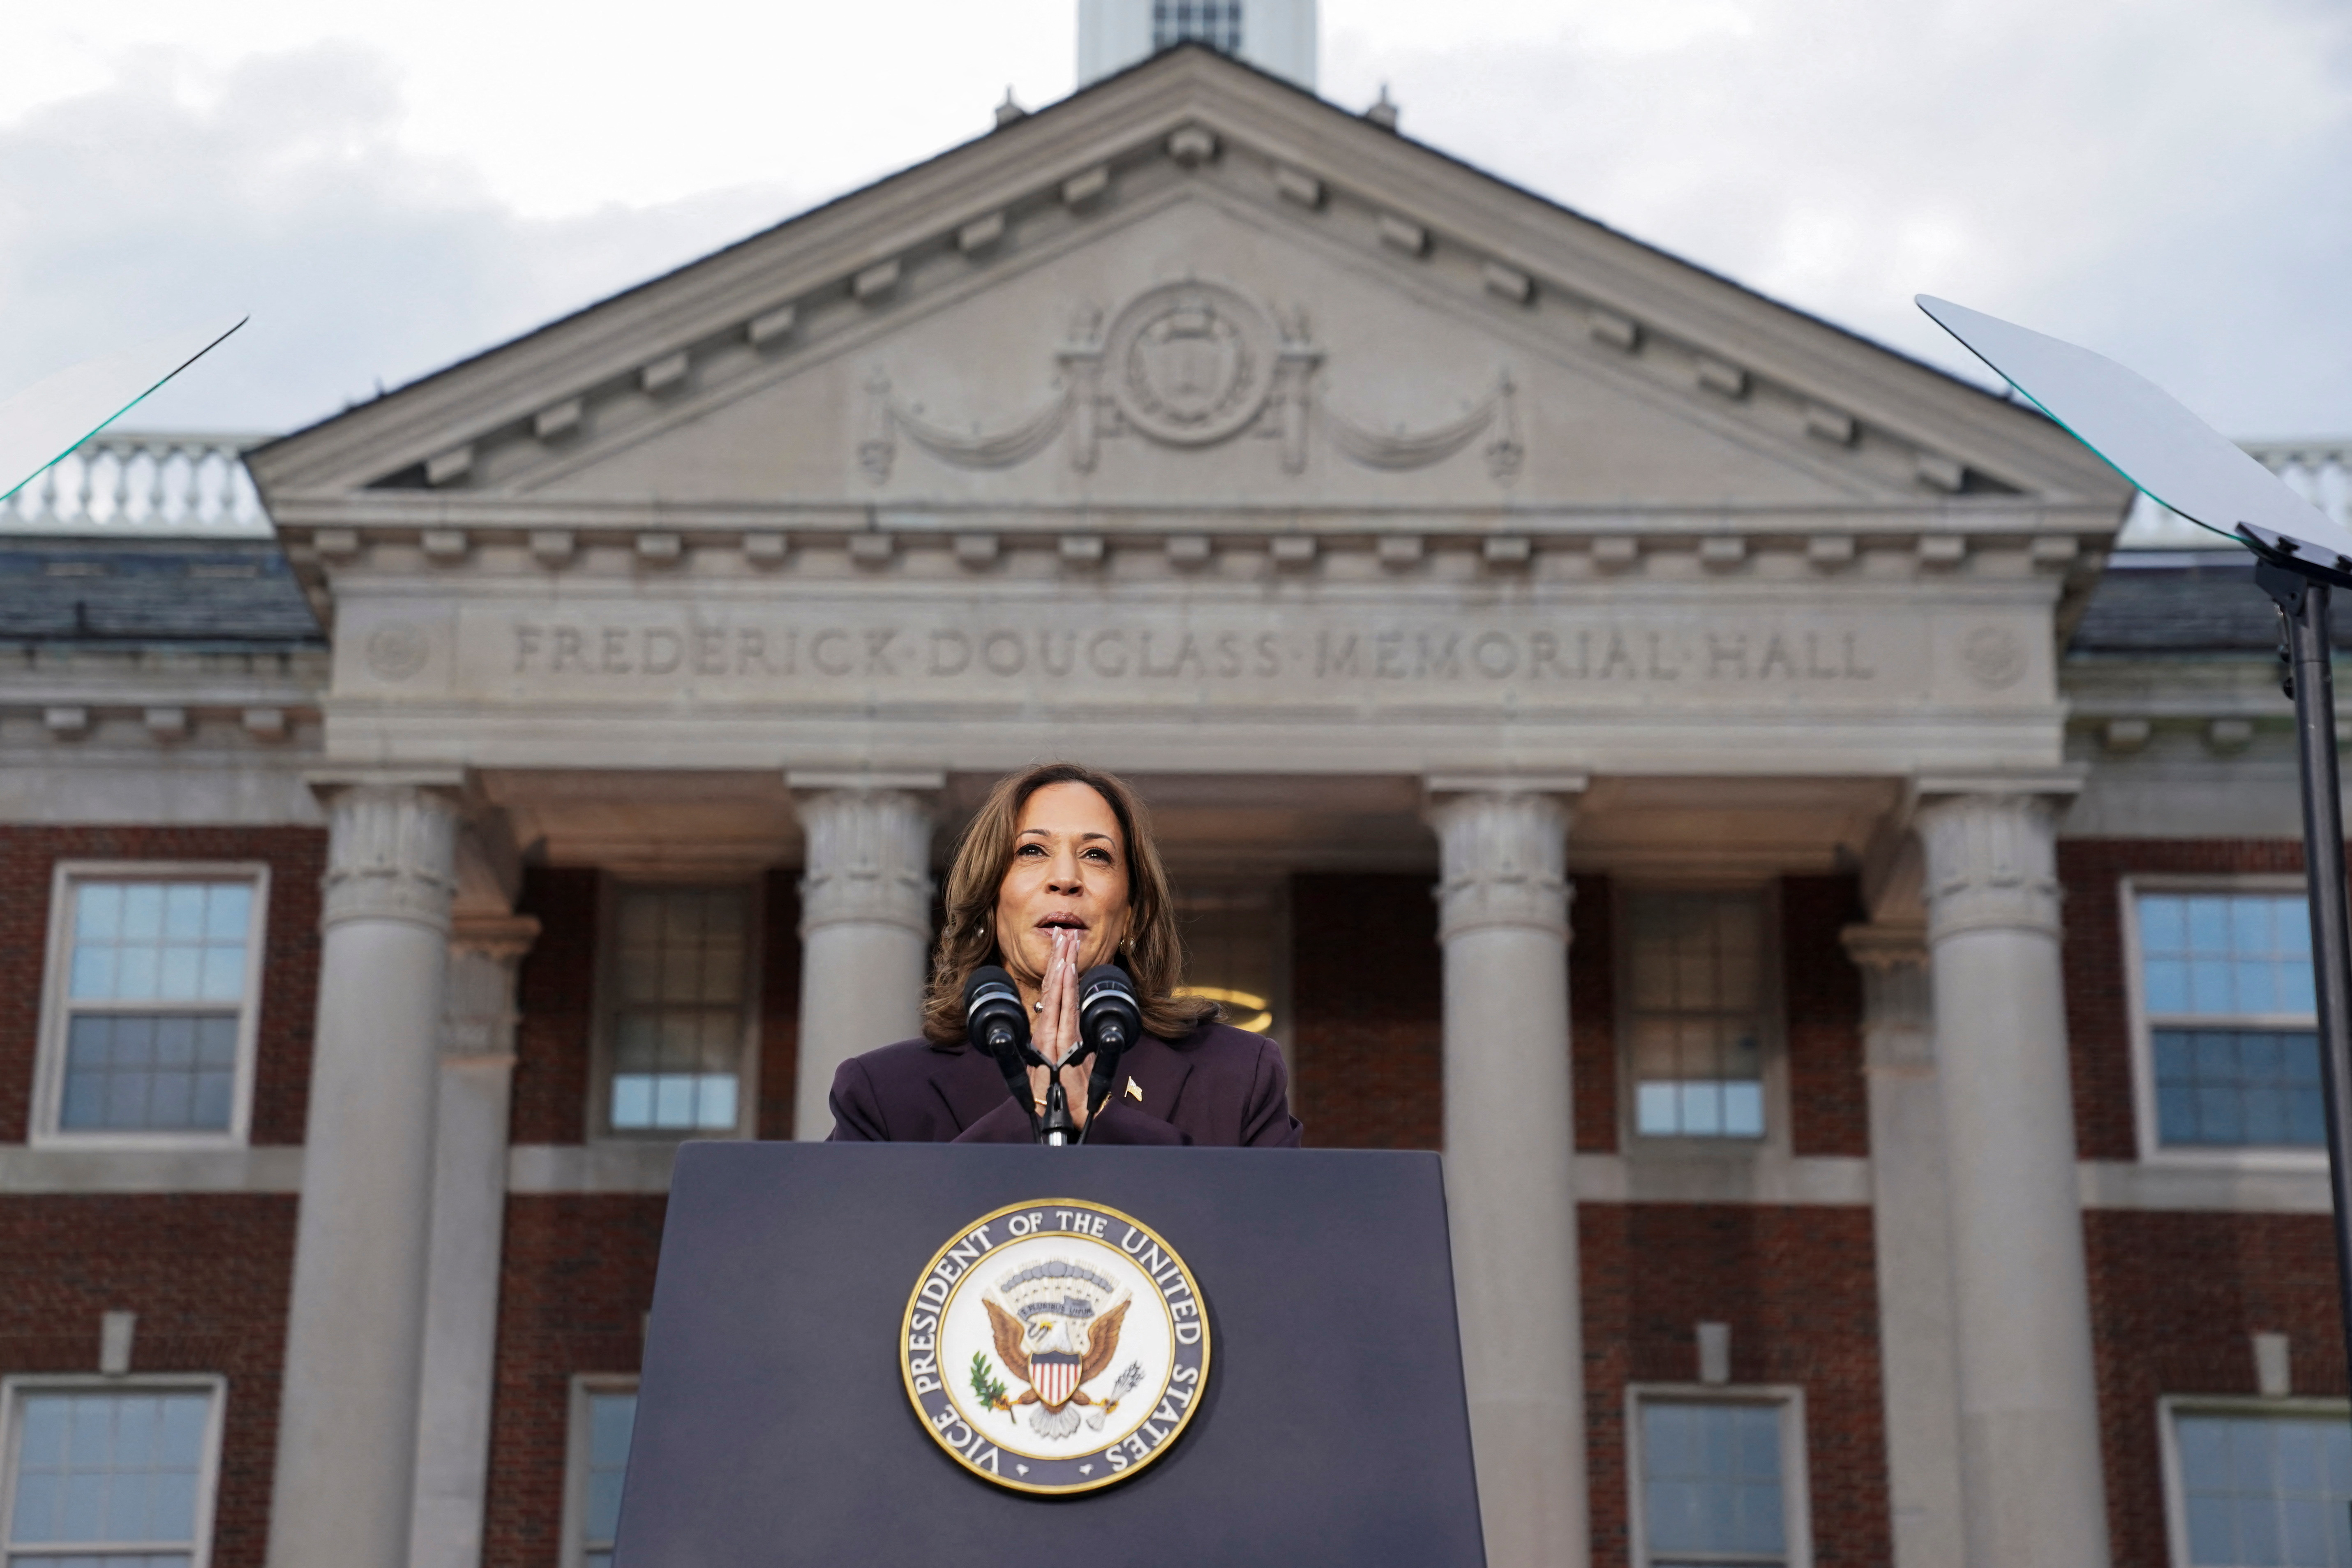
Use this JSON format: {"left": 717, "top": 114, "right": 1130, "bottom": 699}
{"left": 0, "top": 43, "right": 800, "bottom": 431}
{"left": 1325, "top": 0, "right": 2352, "bottom": 433}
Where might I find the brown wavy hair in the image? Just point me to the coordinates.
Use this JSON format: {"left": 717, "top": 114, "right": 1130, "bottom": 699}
{"left": 921, "top": 762, "right": 1215, "bottom": 1045}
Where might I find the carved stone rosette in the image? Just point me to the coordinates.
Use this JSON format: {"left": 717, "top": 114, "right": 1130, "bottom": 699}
{"left": 1916, "top": 793, "right": 2063, "bottom": 944}
{"left": 322, "top": 785, "right": 462, "bottom": 932}
{"left": 1429, "top": 790, "right": 1572, "bottom": 941}
{"left": 796, "top": 788, "right": 936, "bottom": 938}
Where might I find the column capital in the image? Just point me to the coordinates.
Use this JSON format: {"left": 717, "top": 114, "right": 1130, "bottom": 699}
{"left": 1841, "top": 921, "right": 1932, "bottom": 1070}
{"left": 1914, "top": 790, "right": 2066, "bottom": 945}
{"left": 440, "top": 918, "right": 537, "bottom": 1064}
{"left": 792, "top": 779, "right": 938, "bottom": 939}
{"left": 1426, "top": 786, "right": 1575, "bottom": 941}
{"left": 319, "top": 783, "right": 464, "bottom": 933}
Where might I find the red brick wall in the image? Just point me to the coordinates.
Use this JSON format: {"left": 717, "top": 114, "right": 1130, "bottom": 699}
{"left": 1289, "top": 873, "right": 1442, "bottom": 1149}
{"left": 1287, "top": 872, "right": 1616, "bottom": 1151}
{"left": 482, "top": 1194, "right": 667, "bottom": 1568}
{"left": 2085, "top": 1209, "right": 2347, "bottom": 1568}
{"left": 0, "top": 1193, "right": 297, "bottom": 1568}
{"left": 1580, "top": 1203, "right": 1888, "bottom": 1568}
{"left": 757, "top": 871, "right": 801, "bottom": 1140}
{"left": 0, "top": 827, "right": 325, "bottom": 1145}
{"left": 509, "top": 869, "right": 600, "bottom": 1145}
{"left": 1782, "top": 875, "right": 1867, "bottom": 1158}
{"left": 2059, "top": 839, "right": 2305, "bottom": 1161}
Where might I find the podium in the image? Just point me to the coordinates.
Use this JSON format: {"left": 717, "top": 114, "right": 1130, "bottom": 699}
{"left": 614, "top": 1143, "right": 1486, "bottom": 1566}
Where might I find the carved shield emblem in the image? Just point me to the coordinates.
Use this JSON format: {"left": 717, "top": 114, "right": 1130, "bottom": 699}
{"left": 1103, "top": 283, "right": 1275, "bottom": 446}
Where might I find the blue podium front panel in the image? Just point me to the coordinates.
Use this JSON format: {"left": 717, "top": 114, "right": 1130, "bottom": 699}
{"left": 616, "top": 1143, "right": 1486, "bottom": 1567}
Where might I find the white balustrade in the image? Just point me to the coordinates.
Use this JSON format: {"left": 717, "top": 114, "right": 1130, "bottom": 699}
{"left": 2119, "top": 438, "right": 2352, "bottom": 549}
{"left": 2, "top": 432, "right": 273, "bottom": 535}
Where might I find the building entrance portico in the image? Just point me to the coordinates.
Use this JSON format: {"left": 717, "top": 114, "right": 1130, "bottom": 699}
{"left": 222, "top": 43, "right": 2136, "bottom": 1568}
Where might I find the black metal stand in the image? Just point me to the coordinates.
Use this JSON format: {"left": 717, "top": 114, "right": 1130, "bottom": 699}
{"left": 2254, "top": 555, "right": 2352, "bottom": 1392}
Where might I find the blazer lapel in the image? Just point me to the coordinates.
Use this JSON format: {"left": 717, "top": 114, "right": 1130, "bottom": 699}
{"left": 1116, "top": 1035, "right": 1196, "bottom": 1126}
{"left": 926, "top": 1046, "right": 1009, "bottom": 1133}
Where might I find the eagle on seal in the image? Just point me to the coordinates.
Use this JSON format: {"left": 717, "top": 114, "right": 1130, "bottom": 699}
{"left": 982, "top": 1259, "right": 1133, "bottom": 1439}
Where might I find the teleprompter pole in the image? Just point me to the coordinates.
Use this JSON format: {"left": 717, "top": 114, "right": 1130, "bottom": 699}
{"left": 2256, "top": 559, "right": 2352, "bottom": 1390}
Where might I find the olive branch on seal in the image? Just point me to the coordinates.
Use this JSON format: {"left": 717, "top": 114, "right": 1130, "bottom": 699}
{"left": 969, "top": 1352, "right": 1013, "bottom": 1417}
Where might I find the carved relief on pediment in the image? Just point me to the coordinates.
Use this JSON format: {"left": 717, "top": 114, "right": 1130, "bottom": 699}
{"left": 855, "top": 279, "right": 1519, "bottom": 485}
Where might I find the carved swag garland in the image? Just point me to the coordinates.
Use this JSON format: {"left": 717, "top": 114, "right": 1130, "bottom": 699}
{"left": 858, "top": 281, "right": 1521, "bottom": 484}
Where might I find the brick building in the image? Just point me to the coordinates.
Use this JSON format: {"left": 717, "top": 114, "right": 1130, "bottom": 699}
{"left": 4, "top": 22, "right": 2350, "bottom": 1568}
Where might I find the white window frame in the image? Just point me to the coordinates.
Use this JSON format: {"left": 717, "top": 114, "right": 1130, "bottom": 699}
{"left": 1625, "top": 1383, "right": 1814, "bottom": 1568}
{"left": 1616, "top": 881, "right": 1791, "bottom": 1157}
{"left": 0, "top": 1372, "right": 228, "bottom": 1568}
{"left": 562, "top": 1374, "right": 639, "bottom": 1568}
{"left": 30, "top": 862, "right": 271, "bottom": 1149}
{"left": 587, "top": 877, "right": 762, "bottom": 1143}
{"left": 2122, "top": 875, "right": 2328, "bottom": 1172}
{"left": 2158, "top": 1392, "right": 2352, "bottom": 1568}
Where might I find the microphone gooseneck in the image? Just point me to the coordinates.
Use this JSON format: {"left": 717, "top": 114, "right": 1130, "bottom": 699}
{"left": 962, "top": 967, "right": 1041, "bottom": 1137}
{"left": 1077, "top": 964, "right": 1143, "bottom": 1120}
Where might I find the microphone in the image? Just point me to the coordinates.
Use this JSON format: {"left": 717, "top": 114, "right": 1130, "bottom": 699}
{"left": 962, "top": 967, "right": 1039, "bottom": 1133}
{"left": 1077, "top": 965, "right": 1142, "bottom": 1119}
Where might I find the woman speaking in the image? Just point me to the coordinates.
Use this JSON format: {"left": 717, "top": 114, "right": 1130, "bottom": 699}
{"left": 826, "top": 762, "right": 1302, "bottom": 1146}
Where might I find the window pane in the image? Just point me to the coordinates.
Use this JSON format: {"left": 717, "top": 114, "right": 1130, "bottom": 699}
{"left": 2154, "top": 1029, "right": 2325, "bottom": 1148}
{"left": 607, "top": 888, "right": 748, "bottom": 1133}
{"left": 60, "top": 1015, "right": 238, "bottom": 1133}
{"left": 2140, "top": 891, "right": 2315, "bottom": 1025}
{"left": 66, "top": 880, "right": 254, "bottom": 1006}
{"left": 1641, "top": 1399, "right": 1787, "bottom": 1560}
{"left": 582, "top": 1392, "right": 638, "bottom": 1550}
{"left": 1628, "top": 892, "right": 1768, "bottom": 1139}
{"left": 2179, "top": 1411, "right": 2352, "bottom": 1568}
{"left": 6, "top": 1391, "right": 210, "bottom": 1550}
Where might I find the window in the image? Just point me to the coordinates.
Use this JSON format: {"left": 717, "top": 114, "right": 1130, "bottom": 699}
{"left": 2130, "top": 886, "right": 2324, "bottom": 1154}
{"left": 1629, "top": 1391, "right": 1810, "bottom": 1568}
{"left": 601, "top": 886, "right": 753, "bottom": 1135}
{"left": 565, "top": 1381, "right": 637, "bottom": 1568}
{"left": 36, "top": 868, "right": 267, "bottom": 1143}
{"left": 1152, "top": 0, "right": 1243, "bottom": 53}
{"left": 0, "top": 1381, "right": 223, "bottom": 1568}
{"left": 1626, "top": 891, "right": 1768, "bottom": 1138}
{"left": 2165, "top": 1402, "right": 2352, "bottom": 1567}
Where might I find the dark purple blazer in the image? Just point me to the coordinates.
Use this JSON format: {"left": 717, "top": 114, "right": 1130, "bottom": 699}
{"left": 825, "top": 1020, "right": 1303, "bottom": 1147}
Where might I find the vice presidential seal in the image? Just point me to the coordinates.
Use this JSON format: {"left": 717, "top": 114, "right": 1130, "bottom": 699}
{"left": 900, "top": 1199, "right": 1210, "bottom": 1494}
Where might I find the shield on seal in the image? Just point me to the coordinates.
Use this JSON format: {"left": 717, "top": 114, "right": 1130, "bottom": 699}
{"left": 1029, "top": 1351, "right": 1083, "bottom": 1409}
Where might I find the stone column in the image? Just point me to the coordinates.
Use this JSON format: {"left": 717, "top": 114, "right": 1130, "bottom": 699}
{"left": 1844, "top": 922, "right": 1966, "bottom": 1568}
{"left": 1427, "top": 780, "right": 1587, "bottom": 1568}
{"left": 788, "top": 772, "right": 940, "bottom": 1141}
{"left": 270, "top": 781, "right": 462, "bottom": 1568}
{"left": 1916, "top": 790, "right": 2109, "bottom": 1568}
{"left": 410, "top": 914, "right": 538, "bottom": 1568}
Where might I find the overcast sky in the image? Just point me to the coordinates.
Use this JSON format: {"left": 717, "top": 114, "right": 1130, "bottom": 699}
{"left": 6, "top": 0, "right": 2346, "bottom": 438}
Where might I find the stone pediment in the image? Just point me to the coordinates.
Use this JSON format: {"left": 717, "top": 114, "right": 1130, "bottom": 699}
{"left": 249, "top": 46, "right": 2128, "bottom": 535}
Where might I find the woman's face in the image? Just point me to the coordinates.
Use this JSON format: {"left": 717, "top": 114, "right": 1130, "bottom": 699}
{"left": 993, "top": 781, "right": 1133, "bottom": 983}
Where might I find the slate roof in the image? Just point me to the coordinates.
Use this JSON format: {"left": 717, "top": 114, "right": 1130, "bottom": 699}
{"left": 0, "top": 538, "right": 323, "bottom": 649}
{"left": 2065, "top": 552, "right": 2347, "bottom": 656}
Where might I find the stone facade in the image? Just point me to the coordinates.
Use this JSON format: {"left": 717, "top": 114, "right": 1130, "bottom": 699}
{"left": 1, "top": 40, "right": 2343, "bottom": 1568}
